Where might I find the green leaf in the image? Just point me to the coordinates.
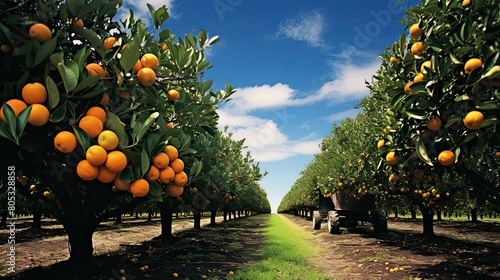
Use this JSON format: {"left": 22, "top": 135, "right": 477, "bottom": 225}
{"left": 476, "top": 101, "right": 499, "bottom": 110}
{"left": 482, "top": 52, "right": 499, "bottom": 75}
{"left": 33, "top": 37, "right": 57, "bottom": 67}
{"left": 104, "top": 111, "right": 129, "bottom": 147}
{"left": 0, "top": 121, "right": 15, "bottom": 142}
{"left": 56, "top": 61, "right": 78, "bottom": 92}
{"left": 416, "top": 138, "right": 433, "bottom": 166}
{"left": 189, "top": 158, "right": 202, "bottom": 178}
{"left": 141, "top": 148, "right": 150, "bottom": 177}
{"left": 147, "top": 181, "right": 164, "bottom": 202}
{"left": 2, "top": 103, "right": 17, "bottom": 139}
{"left": 50, "top": 104, "right": 67, "bottom": 122}
{"left": 71, "top": 124, "right": 90, "bottom": 151}
{"left": 444, "top": 117, "right": 460, "bottom": 128}
{"left": 73, "top": 28, "right": 104, "bottom": 58}
{"left": 73, "top": 75, "right": 101, "bottom": 93}
{"left": 66, "top": 59, "right": 80, "bottom": 83}
{"left": 480, "top": 116, "right": 497, "bottom": 128}
{"left": 198, "top": 29, "right": 207, "bottom": 48}
{"left": 120, "top": 39, "right": 141, "bottom": 73}
{"left": 404, "top": 109, "right": 426, "bottom": 120}
{"left": 16, "top": 105, "right": 32, "bottom": 139}
{"left": 133, "top": 112, "right": 159, "bottom": 144}
{"left": 45, "top": 76, "right": 60, "bottom": 110}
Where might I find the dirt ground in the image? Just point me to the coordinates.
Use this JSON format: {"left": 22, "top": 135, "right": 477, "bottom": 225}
{"left": 0, "top": 214, "right": 499, "bottom": 279}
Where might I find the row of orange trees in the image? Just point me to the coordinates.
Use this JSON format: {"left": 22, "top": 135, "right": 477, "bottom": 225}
{"left": 279, "top": 0, "right": 500, "bottom": 236}
{"left": 0, "top": 0, "right": 269, "bottom": 266}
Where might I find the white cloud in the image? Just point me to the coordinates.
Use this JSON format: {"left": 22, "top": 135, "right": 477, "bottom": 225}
{"left": 325, "top": 108, "right": 362, "bottom": 123}
{"left": 274, "top": 11, "right": 327, "bottom": 48}
{"left": 118, "top": 0, "right": 177, "bottom": 24}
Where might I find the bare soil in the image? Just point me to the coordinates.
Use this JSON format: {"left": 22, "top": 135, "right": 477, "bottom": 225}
{"left": 0, "top": 214, "right": 499, "bottom": 280}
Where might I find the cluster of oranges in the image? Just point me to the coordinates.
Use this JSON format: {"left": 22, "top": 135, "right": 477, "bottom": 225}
{"left": 133, "top": 53, "right": 159, "bottom": 87}
{"left": 0, "top": 82, "right": 51, "bottom": 127}
{"left": 148, "top": 145, "right": 188, "bottom": 198}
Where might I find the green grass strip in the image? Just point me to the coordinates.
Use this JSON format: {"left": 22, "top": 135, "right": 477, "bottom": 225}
{"left": 233, "top": 214, "right": 334, "bottom": 280}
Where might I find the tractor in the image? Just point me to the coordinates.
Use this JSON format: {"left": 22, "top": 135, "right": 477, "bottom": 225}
{"left": 312, "top": 190, "right": 387, "bottom": 234}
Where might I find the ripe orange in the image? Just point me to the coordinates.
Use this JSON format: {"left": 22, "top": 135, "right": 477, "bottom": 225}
{"left": 173, "top": 171, "right": 188, "bottom": 186}
{"left": 166, "top": 122, "right": 173, "bottom": 129}
{"left": 54, "top": 131, "right": 77, "bottom": 153}
{"left": 438, "top": 150, "right": 455, "bottom": 166}
{"left": 411, "top": 42, "right": 424, "bottom": 56}
{"left": 159, "top": 166, "right": 175, "bottom": 184}
{"left": 96, "top": 165, "right": 117, "bottom": 183}
{"left": 22, "top": 82, "right": 47, "bottom": 104}
{"left": 0, "top": 99, "right": 27, "bottom": 122}
{"left": 404, "top": 81, "right": 414, "bottom": 94}
{"left": 105, "top": 151, "right": 128, "bottom": 173}
{"left": 73, "top": 19, "right": 84, "bottom": 28}
{"left": 137, "top": 67, "right": 156, "bottom": 87}
{"left": 29, "top": 23, "right": 52, "bottom": 43}
{"left": 386, "top": 151, "right": 399, "bottom": 165}
{"left": 98, "top": 130, "right": 119, "bottom": 150}
{"left": 85, "top": 63, "right": 109, "bottom": 78}
{"left": 167, "top": 89, "right": 180, "bottom": 101}
{"left": 27, "top": 104, "right": 50, "bottom": 126}
{"left": 162, "top": 43, "right": 168, "bottom": 51}
{"left": 133, "top": 59, "right": 143, "bottom": 74}
{"left": 100, "top": 93, "right": 110, "bottom": 106}
{"left": 152, "top": 152, "right": 170, "bottom": 169}
{"left": 413, "top": 73, "right": 425, "bottom": 83}
{"left": 463, "top": 111, "right": 484, "bottom": 130}
{"left": 145, "top": 165, "right": 160, "bottom": 182}
{"left": 43, "top": 191, "right": 50, "bottom": 198}
{"left": 169, "top": 158, "right": 184, "bottom": 173}
{"left": 389, "top": 56, "right": 400, "bottom": 63}
{"left": 462, "top": 0, "right": 471, "bottom": 6}
{"left": 409, "top": 23, "right": 423, "bottom": 37}
{"left": 114, "top": 175, "right": 131, "bottom": 191}
{"left": 79, "top": 115, "right": 104, "bottom": 138}
{"left": 426, "top": 115, "right": 442, "bottom": 131}
{"left": 496, "top": 151, "right": 500, "bottom": 157}
{"left": 165, "top": 145, "right": 179, "bottom": 161}
{"left": 86, "top": 145, "right": 107, "bottom": 166}
{"left": 140, "top": 53, "right": 159, "bottom": 70}
{"left": 76, "top": 159, "right": 99, "bottom": 181}
{"left": 420, "top": 60, "right": 432, "bottom": 73}
{"left": 166, "top": 184, "right": 183, "bottom": 197}
{"left": 103, "top": 37, "right": 116, "bottom": 50}
{"left": 464, "top": 58, "right": 482, "bottom": 74}
{"left": 130, "top": 179, "right": 150, "bottom": 197}
{"left": 85, "top": 106, "right": 106, "bottom": 124}
{"left": 377, "top": 139, "right": 385, "bottom": 149}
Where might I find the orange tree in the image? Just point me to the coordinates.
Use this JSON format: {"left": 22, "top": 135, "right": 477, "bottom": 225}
{"left": 0, "top": 0, "right": 232, "bottom": 265}
{"left": 362, "top": 0, "right": 500, "bottom": 235}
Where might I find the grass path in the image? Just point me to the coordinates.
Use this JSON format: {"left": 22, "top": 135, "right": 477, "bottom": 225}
{"left": 232, "top": 214, "right": 333, "bottom": 280}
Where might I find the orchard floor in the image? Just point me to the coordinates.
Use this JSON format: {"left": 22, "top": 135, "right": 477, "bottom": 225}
{"left": 0, "top": 214, "right": 499, "bottom": 279}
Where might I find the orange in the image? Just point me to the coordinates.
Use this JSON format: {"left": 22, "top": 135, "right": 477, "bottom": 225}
{"left": 43, "top": 191, "right": 50, "bottom": 198}
{"left": 1, "top": 44, "right": 12, "bottom": 54}
{"left": 96, "top": 165, "right": 117, "bottom": 183}
{"left": 413, "top": 73, "right": 425, "bottom": 83}
{"left": 409, "top": 23, "right": 423, "bottom": 37}
{"left": 85, "top": 63, "right": 109, "bottom": 78}
{"left": 114, "top": 175, "right": 131, "bottom": 191}
{"left": 86, "top": 145, "right": 107, "bottom": 166}
{"left": 166, "top": 184, "right": 184, "bottom": 197}
{"left": 103, "top": 37, "right": 116, "bottom": 50}
{"left": 165, "top": 145, "right": 179, "bottom": 161}
{"left": 420, "top": 60, "right": 432, "bottom": 73}
{"left": 438, "top": 150, "right": 455, "bottom": 166}
{"left": 152, "top": 152, "right": 170, "bottom": 169}
{"left": 462, "top": 0, "right": 471, "bottom": 6}
{"left": 167, "top": 89, "right": 180, "bottom": 101}
{"left": 140, "top": 53, "right": 159, "bottom": 70}
{"left": 133, "top": 59, "right": 143, "bottom": 74}
{"left": 463, "top": 110, "right": 484, "bottom": 130}
{"left": 495, "top": 151, "right": 500, "bottom": 157}
{"left": 76, "top": 159, "right": 99, "bottom": 181}
{"left": 29, "top": 23, "right": 52, "bottom": 43}
{"left": 73, "top": 19, "right": 84, "bottom": 28}
{"left": 411, "top": 42, "right": 424, "bottom": 56}
{"left": 404, "top": 81, "right": 414, "bottom": 94}
{"left": 173, "top": 171, "right": 188, "bottom": 186}
{"left": 166, "top": 122, "right": 173, "bottom": 129}
{"left": 464, "top": 58, "right": 482, "bottom": 74}
{"left": 78, "top": 115, "right": 103, "bottom": 138}
{"left": 100, "top": 93, "right": 110, "bottom": 106}
{"left": 98, "top": 130, "right": 119, "bottom": 150}
{"left": 386, "top": 151, "right": 399, "bottom": 165}
{"left": 137, "top": 67, "right": 156, "bottom": 86}
{"left": 85, "top": 106, "right": 107, "bottom": 124}
{"left": 28, "top": 104, "right": 50, "bottom": 126}
{"left": 377, "top": 139, "right": 385, "bottom": 149}
{"left": 162, "top": 43, "right": 168, "bottom": 51}
{"left": 426, "top": 115, "right": 442, "bottom": 131}
{"left": 54, "top": 131, "right": 77, "bottom": 153}
{"left": 0, "top": 99, "right": 27, "bottom": 122}
{"left": 159, "top": 166, "right": 175, "bottom": 184}
{"left": 145, "top": 165, "right": 160, "bottom": 182}
{"left": 105, "top": 151, "right": 128, "bottom": 173}
{"left": 22, "top": 82, "right": 47, "bottom": 104}
{"left": 389, "top": 56, "right": 400, "bottom": 63}
{"left": 130, "top": 179, "right": 150, "bottom": 197}
{"left": 169, "top": 158, "right": 184, "bottom": 173}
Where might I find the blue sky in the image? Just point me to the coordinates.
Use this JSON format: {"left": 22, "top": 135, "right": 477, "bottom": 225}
{"left": 122, "top": 0, "right": 421, "bottom": 213}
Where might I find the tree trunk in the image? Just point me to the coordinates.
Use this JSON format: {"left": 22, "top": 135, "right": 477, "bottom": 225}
{"left": 471, "top": 208, "right": 478, "bottom": 222}
{"left": 436, "top": 210, "right": 442, "bottom": 221}
{"left": 410, "top": 207, "right": 417, "bottom": 219}
{"left": 159, "top": 203, "right": 173, "bottom": 239}
{"left": 418, "top": 204, "right": 434, "bottom": 236}
{"left": 210, "top": 210, "right": 217, "bottom": 226}
{"left": 193, "top": 212, "right": 201, "bottom": 229}
{"left": 63, "top": 210, "right": 96, "bottom": 265}
{"left": 223, "top": 208, "right": 228, "bottom": 222}
{"left": 393, "top": 207, "right": 398, "bottom": 218}
{"left": 0, "top": 210, "right": 6, "bottom": 228}
{"left": 32, "top": 210, "right": 42, "bottom": 230}
{"left": 147, "top": 209, "right": 152, "bottom": 222}
{"left": 114, "top": 214, "right": 122, "bottom": 224}
{"left": 135, "top": 212, "right": 139, "bottom": 219}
